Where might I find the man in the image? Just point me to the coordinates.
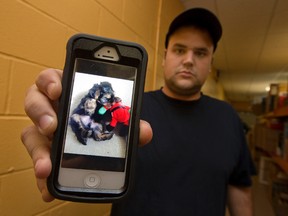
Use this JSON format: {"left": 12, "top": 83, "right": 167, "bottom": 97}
{"left": 21, "top": 8, "right": 255, "bottom": 216}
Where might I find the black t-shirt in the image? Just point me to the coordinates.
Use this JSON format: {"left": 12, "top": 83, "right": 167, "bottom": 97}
{"left": 111, "top": 90, "right": 256, "bottom": 216}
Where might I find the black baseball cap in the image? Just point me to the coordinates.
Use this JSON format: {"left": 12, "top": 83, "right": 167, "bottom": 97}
{"left": 165, "top": 8, "right": 222, "bottom": 51}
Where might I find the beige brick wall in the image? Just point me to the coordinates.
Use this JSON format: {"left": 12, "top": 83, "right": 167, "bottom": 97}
{"left": 0, "top": 0, "right": 173, "bottom": 215}
{"left": 0, "top": 0, "right": 224, "bottom": 215}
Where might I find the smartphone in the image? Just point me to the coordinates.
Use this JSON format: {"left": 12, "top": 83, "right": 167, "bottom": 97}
{"left": 47, "top": 34, "right": 147, "bottom": 202}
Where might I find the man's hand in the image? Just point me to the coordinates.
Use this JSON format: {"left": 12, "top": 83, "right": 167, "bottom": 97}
{"left": 21, "top": 68, "right": 153, "bottom": 202}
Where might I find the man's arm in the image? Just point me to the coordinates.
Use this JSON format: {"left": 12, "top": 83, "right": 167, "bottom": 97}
{"left": 227, "top": 185, "right": 254, "bottom": 216}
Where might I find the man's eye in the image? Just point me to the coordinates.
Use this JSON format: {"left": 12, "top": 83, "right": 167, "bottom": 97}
{"left": 195, "top": 50, "right": 207, "bottom": 57}
{"left": 174, "top": 48, "right": 185, "bottom": 55}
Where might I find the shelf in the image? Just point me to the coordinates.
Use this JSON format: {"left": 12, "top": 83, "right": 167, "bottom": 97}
{"left": 274, "top": 106, "right": 288, "bottom": 117}
{"left": 265, "top": 106, "right": 288, "bottom": 118}
{"left": 272, "top": 156, "right": 288, "bottom": 175}
{"left": 255, "top": 147, "right": 288, "bottom": 175}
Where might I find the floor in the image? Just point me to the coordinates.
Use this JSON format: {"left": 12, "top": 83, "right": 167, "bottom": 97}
{"left": 225, "top": 177, "right": 276, "bottom": 216}
{"left": 252, "top": 177, "right": 276, "bottom": 216}
{"left": 64, "top": 126, "right": 126, "bottom": 158}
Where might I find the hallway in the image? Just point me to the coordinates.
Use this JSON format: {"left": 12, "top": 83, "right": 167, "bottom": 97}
{"left": 225, "top": 177, "right": 276, "bottom": 216}
{"left": 253, "top": 177, "right": 275, "bottom": 216}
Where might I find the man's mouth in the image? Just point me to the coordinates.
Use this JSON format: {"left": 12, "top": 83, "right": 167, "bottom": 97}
{"left": 177, "top": 70, "right": 196, "bottom": 77}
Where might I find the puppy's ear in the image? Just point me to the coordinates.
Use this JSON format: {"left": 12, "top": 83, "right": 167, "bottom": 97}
{"left": 94, "top": 89, "right": 100, "bottom": 99}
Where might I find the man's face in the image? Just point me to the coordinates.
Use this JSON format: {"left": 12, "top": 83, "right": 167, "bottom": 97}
{"left": 162, "top": 26, "right": 214, "bottom": 100}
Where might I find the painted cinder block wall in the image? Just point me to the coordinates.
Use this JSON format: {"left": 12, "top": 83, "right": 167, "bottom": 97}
{"left": 0, "top": 0, "right": 224, "bottom": 215}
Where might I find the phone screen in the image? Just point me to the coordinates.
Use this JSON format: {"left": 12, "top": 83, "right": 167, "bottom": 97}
{"left": 58, "top": 58, "right": 137, "bottom": 190}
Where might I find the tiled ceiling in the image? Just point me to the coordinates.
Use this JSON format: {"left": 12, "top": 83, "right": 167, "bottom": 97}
{"left": 180, "top": 0, "right": 288, "bottom": 103}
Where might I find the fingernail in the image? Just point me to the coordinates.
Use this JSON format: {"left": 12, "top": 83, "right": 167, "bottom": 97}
{"left": 47, "top": 83, "right": 56, "bottom": 98}
{"left": 39, "top": 115, "right": 54, "bottom": 131}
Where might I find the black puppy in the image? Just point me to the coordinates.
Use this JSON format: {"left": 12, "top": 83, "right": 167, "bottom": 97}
{"left": 70, "top": 82, "right": 114, "bottom": 145}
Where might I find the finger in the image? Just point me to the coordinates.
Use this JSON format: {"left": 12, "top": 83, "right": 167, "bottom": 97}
{"left": 21, "top": 125, "right": 54, "bottom": 202}
{"left": 36, "top": 68, "right": 63, "bottom": 101}
{"left": 139, "top": 120, "right": 153, "bottom": 146}
{"left": 37, "top": 178, "right": 55, "bottom": 202}
{"left": 24, "top": 85, "right": 58, "bottom": 136}
{"left": 21, "top": 125, "right": 52, "bottom": 178}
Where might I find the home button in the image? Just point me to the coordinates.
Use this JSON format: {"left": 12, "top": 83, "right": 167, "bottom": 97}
{"left": 84, "top": 174, "right": 101, "bottom": 188}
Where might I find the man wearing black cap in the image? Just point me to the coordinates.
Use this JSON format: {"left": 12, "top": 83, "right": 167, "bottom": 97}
{"left": 22, "top": 8, "right": 255, "bottom": 216}
{"left": 111, "top": 8, "right": 255, "bottom": 215}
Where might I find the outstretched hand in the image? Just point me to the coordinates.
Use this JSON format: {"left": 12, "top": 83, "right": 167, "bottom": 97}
{"left": 21, "top": 68, "right": 153, "bottom": 202}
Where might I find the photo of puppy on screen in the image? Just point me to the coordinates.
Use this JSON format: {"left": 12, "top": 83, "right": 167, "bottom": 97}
{"left": 64, "top": 73, "right": 133, "bottom": 159}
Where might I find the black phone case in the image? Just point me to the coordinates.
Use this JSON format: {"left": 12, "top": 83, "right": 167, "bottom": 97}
{"left": 47, "top": 33, "right": 148, "bottom": 203}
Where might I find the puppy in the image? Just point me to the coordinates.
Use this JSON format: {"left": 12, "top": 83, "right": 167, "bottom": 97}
{"left": 70, "top": 98, "right": 103, "bottom": 144}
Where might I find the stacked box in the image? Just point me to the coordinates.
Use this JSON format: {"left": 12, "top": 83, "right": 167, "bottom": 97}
{"left": 272, "top": 178, "right": 288, "bottom": 216}
{"left": 254, "top": 123, "right": 282, "bottom": 154}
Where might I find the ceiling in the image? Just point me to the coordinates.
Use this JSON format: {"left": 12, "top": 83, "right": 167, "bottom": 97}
{"left": 180, "top": 0, "right": 288, "bottom": 104}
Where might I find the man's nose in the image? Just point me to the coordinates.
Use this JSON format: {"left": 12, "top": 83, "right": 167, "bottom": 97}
{"left": 183, "top": 51, "right": 194, "bottom": 66}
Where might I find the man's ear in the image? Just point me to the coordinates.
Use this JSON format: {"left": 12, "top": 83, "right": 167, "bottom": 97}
{"left": 209, "top": 57, "right": 214, "bottom": 72}
{"left": 162, "top": 49, "right": 167, "bottom": 67}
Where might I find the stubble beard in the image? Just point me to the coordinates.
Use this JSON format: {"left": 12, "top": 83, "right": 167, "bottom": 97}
{"left": 164, "top": 75, "right": 203, "bottom": 97}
